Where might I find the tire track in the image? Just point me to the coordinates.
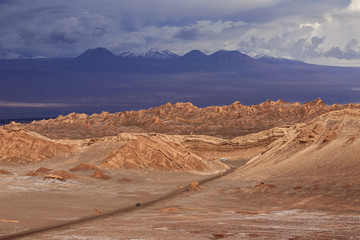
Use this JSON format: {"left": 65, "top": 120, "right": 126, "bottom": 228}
{"left": 0, "top": 166, "right": 237, "bottom": 240}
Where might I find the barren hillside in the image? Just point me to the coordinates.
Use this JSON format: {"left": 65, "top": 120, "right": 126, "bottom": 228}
{"left": 239, "top": 108, "right": 360, "bottom": 178}
{"left": 0, "top": 127, "right": 75, "bottom": 163}
{"left": 16, "top": 99, "right": 355, "bottom": 139}
{"left": 101, "top": 135, "right": 226, "bottom": 172}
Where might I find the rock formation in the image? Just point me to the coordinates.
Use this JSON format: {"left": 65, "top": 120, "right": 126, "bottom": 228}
{"left": 240, "top": 109, "right": 360, "bottom": 178}
{"left": 18, "top": 99, "right": 353, "bottom": 139}
{"left": 91, "top": 170, "right": 111, "bottom": 180}
{"left": 69, "top": 163, "right": 99, "bottom": 171}
{"left": 0, "top": 127, "right": 75, "bottom": 163}
{"left": 101, "top": 135, "right": 219, "bottom": 171}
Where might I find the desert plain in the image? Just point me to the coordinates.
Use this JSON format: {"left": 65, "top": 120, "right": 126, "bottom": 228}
{"left": 0, "top": 99, "right": 360, "bottom": 239}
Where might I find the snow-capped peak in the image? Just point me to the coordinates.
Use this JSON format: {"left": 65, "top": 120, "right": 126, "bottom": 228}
{"left": 118, "top": 51, "right": 137, "bottom": 58}
{"left": 119, "top": 49, "right": 179, "bottom": 59}
{"left": 142, "top": 48, "right": 179, "bottom": 59}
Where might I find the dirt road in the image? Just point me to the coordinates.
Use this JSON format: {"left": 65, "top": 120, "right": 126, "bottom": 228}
{"left": 0, "top": 166, "right": 237, "bottom": 240}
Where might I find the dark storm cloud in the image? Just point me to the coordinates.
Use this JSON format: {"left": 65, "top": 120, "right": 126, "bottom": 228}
{"left": 24, "top": 5, "right": 68, "bottom": 15}
{"left": 0, "top": 0, "right": 359, "bottom": 65}
{"left": 0, "top": 0, "right": 284, "bottom": 56}
{"left": 48, "top": 30, "right": 79, "bottom": 44}
{"left": 311, "top": 36, "right": 325, "bottom": 48}
{"left": 324, "top": 39, "right": 360, "bottom": 59}
{"left": 44, "top": 13, "right": 112, "bottom": 45}
{"left": 174, "top": 28, "right": 199, "bottom": 41}
{"left": 325, "top": 47, "right": 345, "bottom": 58}
{"left": 0, "top": 101, "right": 78, "bottom": 108}
{"left": 0, "top": 0, "right": 14, "bottom": 5}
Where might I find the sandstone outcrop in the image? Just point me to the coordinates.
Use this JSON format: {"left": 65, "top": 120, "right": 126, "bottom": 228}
{"left": 52, "top": 170, "right": 76, "bottom": 180}
{"left": 69, "top": 163, "right": 98, "bottom": 171}
{"left": 0, "top": 169, "right": 10, "bottom": 175}
{"left": 101, "top": 135, "right": 217, "bottom": 171}
{"left": 0, "top": 127, "right": 75, "bottom": 163}
{"left": 188, "top": 182, "right": 202, "bottom": 191}
{"left": 113, "top": 127, "right": 289, "bottom": 162}
{"left": 18, "top": 99, "right": 353, "bottom": 139}
{"left": 91, "top": 170, "right": 111, "bottom": 180}
{"left": 240, "top": 109, "right": 360, "bottom": 178}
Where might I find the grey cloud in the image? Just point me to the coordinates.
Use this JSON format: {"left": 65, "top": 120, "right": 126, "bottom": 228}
{"left": 291, "top": 38, "right": 308, "bottom": 57}
{"left": 0, "top": 101, "right": 78, "bottom": 108}
{"left": 0, "top": 0, "right": 15, "bottom": 5}
{"left": 108, "top": 19, "right": 246, "bottom": 54}
{"left": 24, "top": 5, "right": 68, "bottom": 16}
{"left": 48, "top": 30, "right": 79, "bottom": 44}
{"left": 292, "top": 36, "right": 325, "bottom": 58}
{"left": 227, "top": 0, "right": 349, "bottom": 24}
{"left": 325, "top": 47, "right": 345, "bottom": 58}
{"left": 324, "top": 39, "right": 360, "bottom": 59}
{"left": 346, "top": 39, "right": 358, "bottom": 52}
{"left": 0, "top": 50, "right": 23, "bottom": 59}
{"left": 0, "top": 0, "right": 358, "bottom": 66}
{"left": 311, "top": 36, "right": 325, "bottom": 48}
{"left": 24, "top": 12, "right": 112, "bottom": 50}
{"left": 238, "top": 29, "right": 325, "bottom": 59}
{"left": 174, "top": 28, "right": 199, "bottom": 40}
{"left": 234, "top": 0, "right": 360, "bottom": 64}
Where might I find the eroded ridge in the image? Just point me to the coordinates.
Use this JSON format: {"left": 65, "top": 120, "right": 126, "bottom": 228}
{"left": 12, "top": 98, "right": 355, "bottom": 139}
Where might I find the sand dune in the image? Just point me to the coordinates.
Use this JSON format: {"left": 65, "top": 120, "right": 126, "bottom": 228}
{"left": 240, "top": 109, "right": 360, "bottom": 179}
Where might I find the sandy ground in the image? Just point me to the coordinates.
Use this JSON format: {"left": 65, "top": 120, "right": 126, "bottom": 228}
{"left": 2, "top": 112, "right": 360, "bottom": 240}
{"left": 1, "top": 159, "right": 359, "bottom": 239}
{"left": 0, "top": 167, "right": 215, "bottom": 236}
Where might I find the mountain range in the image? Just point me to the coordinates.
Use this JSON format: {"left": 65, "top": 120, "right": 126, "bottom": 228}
{"left": 118, "top": 48, "right": 180, "bottom": 59}
{"left": 0, "top": 47, "right": 307, "bottom": 73}
{"left": 72, "top": 47, "right": 302, "bottom": 72}
{"left": 1, "top": 47, "right": 360, "bottom": 120}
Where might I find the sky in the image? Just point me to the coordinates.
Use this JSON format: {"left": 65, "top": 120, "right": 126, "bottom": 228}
{"left": 1, "top": 0, "right": 360, "bottom": 66}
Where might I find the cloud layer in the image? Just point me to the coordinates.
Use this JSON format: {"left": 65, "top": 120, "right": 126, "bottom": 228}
{"left": 0, "top": 101, "right": 77, "bottom": 108}
{"left": 1, "top": 0, "right": 359, "bottom": 65}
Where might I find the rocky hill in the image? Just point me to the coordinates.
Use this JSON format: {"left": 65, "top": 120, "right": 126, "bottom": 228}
{"left": 101, "top": 135, "right": 225, "bottom": 172}
{"left": 16, "top": 99, "right": 356, "bottom": 139}
{"left": 239, "top": 108, "right": 360, "bottom": 178}
{"left": 0, "top": 127, "right": 75, "bottom": 163}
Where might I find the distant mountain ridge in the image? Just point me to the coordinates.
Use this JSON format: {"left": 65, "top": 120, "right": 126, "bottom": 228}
{"left": 119, "top": 48, "right": 180, "bottom": 59}
{"left": 87, "top": 47, "right": 262, "bottom": 61}
{"left": 76, "top": 47, "right": 117, "bottom": 60}
{"left": 181, "top": 50, "right": 208, "bottom": 59}
{"left": 68, "top": 47, "right": 275, "bottom": 72}
{"left": 76, "top": 47, "right": 305, "bottom": 68}
{"left": 91, "top": 47, "right": 304, "bottom": 64}
{"left": 2, "top": 46, "right": 360, "bottom": 120}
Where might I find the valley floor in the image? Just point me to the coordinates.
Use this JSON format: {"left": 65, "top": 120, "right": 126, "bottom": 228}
{"left": 1, "top": 160, "right": 359, "bottom": 240}
{"left": 2, "top": 104, "right": 360, "bottom": 239}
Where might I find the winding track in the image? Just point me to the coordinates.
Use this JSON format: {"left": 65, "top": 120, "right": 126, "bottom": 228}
{"left": 0, "top": 166, "right": 238, "bottom": 240}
